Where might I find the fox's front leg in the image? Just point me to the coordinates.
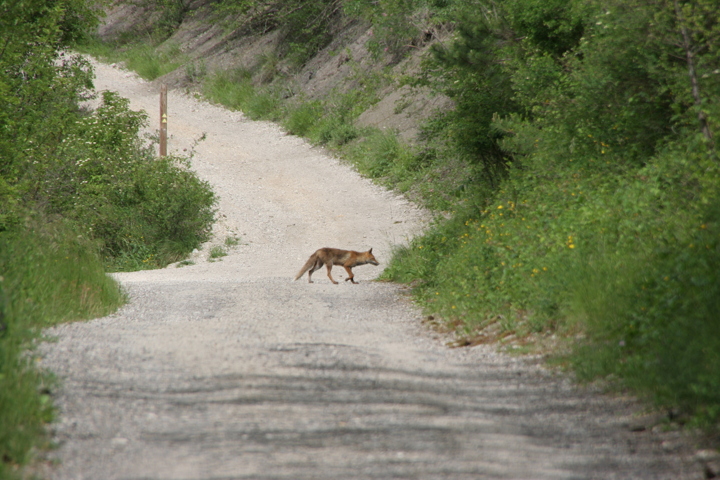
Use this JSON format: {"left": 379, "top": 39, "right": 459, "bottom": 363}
{"left": 326, "top": 264, "right": 339, "bottom": 284}
{"left": 343, "top": 266, "right": 358, "bottom": 284}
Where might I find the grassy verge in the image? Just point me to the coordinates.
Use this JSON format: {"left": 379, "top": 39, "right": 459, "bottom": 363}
{"left": 382, "top": 145, "right": 720, "bottom": 428}
{"left": 0, "top": 87, "right": 215, "bottom": 479}
{"left": 0, "top": 219, "right": 126, "bottom": 479}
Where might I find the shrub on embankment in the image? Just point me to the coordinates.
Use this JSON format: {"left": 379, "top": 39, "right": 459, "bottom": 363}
{"left": 0, "top": 1, "right": 217, "bottom": 476}
{"left": 81, "top": 0, "right": 718, "bottom": 432}
{"left": 380, "top": 0, "right": 720, "bottom": 428}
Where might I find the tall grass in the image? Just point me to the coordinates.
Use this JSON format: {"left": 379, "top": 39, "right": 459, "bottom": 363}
{"left": 0, "top": 218, "right": 125, "bottom": 479}
{"left": 125, "top": 43, "right": 185, "bottom": 80}
{"left": 77, "top": 38, "right": 186, "bottom": 80}
{"left": 203, "top": 69, "right": 281, "bottom": 120}
{"left": 567, "top": 155, "right": 720, "bottom": 424}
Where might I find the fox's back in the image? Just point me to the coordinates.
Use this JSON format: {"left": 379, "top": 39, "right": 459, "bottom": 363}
{"left": 315, "top": 248, "right": 378, "bottom": 267}
{"left": 317, "top": 248, "right": 353, "bottom": 265}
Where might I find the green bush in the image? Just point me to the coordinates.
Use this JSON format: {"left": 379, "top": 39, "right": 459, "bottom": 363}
{"left": 37, "top": 91, "right": 217, "bottom": 270}
{"left": 123, "top": 42, "right": 186, "bottom": 80}
{"left": 567, "top": 148, "right": 720, "bottom": 424}
{"left": 345, "top": 128, "right": 414, "bottom": 180}
{"left": 381, "top": 0, "right": 720, "bottom": 428}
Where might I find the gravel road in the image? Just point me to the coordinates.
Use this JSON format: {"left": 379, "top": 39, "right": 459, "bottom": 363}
{"left": 40, "top": 60, "right": 697, "bottom": 479}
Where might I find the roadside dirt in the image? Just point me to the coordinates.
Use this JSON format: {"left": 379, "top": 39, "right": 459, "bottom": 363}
{"left": 39, "top": 60, "right": 702, "bottom": 479}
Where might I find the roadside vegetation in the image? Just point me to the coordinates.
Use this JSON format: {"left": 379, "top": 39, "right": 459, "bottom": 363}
{"left": 78, "top": 0, "right": 720, "bottom": 438}
{"left": 0, "top": 1, "right": 216, "bottom": 477}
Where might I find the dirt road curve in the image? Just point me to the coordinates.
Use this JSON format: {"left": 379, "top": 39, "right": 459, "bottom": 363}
{"left": 40, "top": 60, "right": 695, "bottom": 479}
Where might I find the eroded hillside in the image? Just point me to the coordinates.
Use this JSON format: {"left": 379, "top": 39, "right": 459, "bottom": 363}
{"left": 97, "top": 0, "right": 450, "bottom": 143}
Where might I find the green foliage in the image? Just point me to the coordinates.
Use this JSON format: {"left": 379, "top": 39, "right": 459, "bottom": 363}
{"left": 0, "top": 2, "right": 115, "bottom": 476}
{"left": 152, "top": 0, "right": 193, "bottom": 37}
{"left": 567, "top": 147, "right": 720, "bottom": 424}
{"left": 0, "top": 0, "right": 100, "bottom": 50}
{"left": 203, "top": 69, "right": 282, "bottom": 120}
{"left": 417, "top": 3, "right": 519, "bottom": 189}
{"left": 0, "top": 42, "right": 94, "bottom": 231}
{"left": 203, "top": 69, "right": 255, "bottom": 110}
{"left": 385, "top": 0, "right": 720, "bottom": 427}
{"left": 347, "top": 128, "right": 411, "bottom": 178}
{"left": 0, "top": 2, "right": 219, "bottom": 473}
{"left": 38, "top": 91, "right": 217, "bottom": 270}
{"left": 516, "top": 3, "right": 673, "bottom": 164}
{"left": 0, "top": 219, "right": 125, "bottom": 479}
{"left": 303, "top": 86, "right": 376, "bottom": 144}
{"left": 504, "top": 0, "right": 587, "bottom": 57}
{"left": 283, "top": 101, "right": 324, "bottom": 137}
{"left": 0, "top": 219, "right": 125, "bottom": 328}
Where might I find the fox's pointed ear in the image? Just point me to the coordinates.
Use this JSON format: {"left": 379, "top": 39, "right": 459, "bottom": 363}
{"left": 369, "top": 248, "right": 373, "bottom": 253}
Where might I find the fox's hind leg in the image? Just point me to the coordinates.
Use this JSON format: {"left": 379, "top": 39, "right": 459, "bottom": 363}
{"left": 307, "top": 259, "right": 323, "bottom": 283}
{"left": 325, "top": 263, "right": 339, "bottom": 284}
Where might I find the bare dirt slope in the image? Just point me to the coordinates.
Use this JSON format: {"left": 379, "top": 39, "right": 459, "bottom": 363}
{"left": 39, "top": 60, "right": 698, "bottom": 479}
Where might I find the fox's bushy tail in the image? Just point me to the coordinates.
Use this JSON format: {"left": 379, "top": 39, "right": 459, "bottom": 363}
{"left": 294, "top": 255, "right": 317, "bottom": 281}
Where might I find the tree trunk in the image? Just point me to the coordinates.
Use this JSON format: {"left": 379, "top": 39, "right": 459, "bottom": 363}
{"left": 674, "top": 0, "right": 714, "bottom": 146}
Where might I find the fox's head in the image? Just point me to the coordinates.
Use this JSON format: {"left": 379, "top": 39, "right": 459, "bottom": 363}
{"left": 365, "top": 248, "right": 379, "bottom": 266}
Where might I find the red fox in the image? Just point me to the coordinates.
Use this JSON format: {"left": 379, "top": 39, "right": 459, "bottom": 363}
{"left": 294, "top": 248, "right": 379, "bottom": 284}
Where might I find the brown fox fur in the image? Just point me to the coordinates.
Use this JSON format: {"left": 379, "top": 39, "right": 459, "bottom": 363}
{"left": 294, "top": 248, "right": 379, "bottom": 284}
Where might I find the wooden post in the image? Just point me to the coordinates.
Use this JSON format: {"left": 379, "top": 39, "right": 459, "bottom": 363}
{"left": 159, "top": 84, "right": 168, "bottom": 156}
